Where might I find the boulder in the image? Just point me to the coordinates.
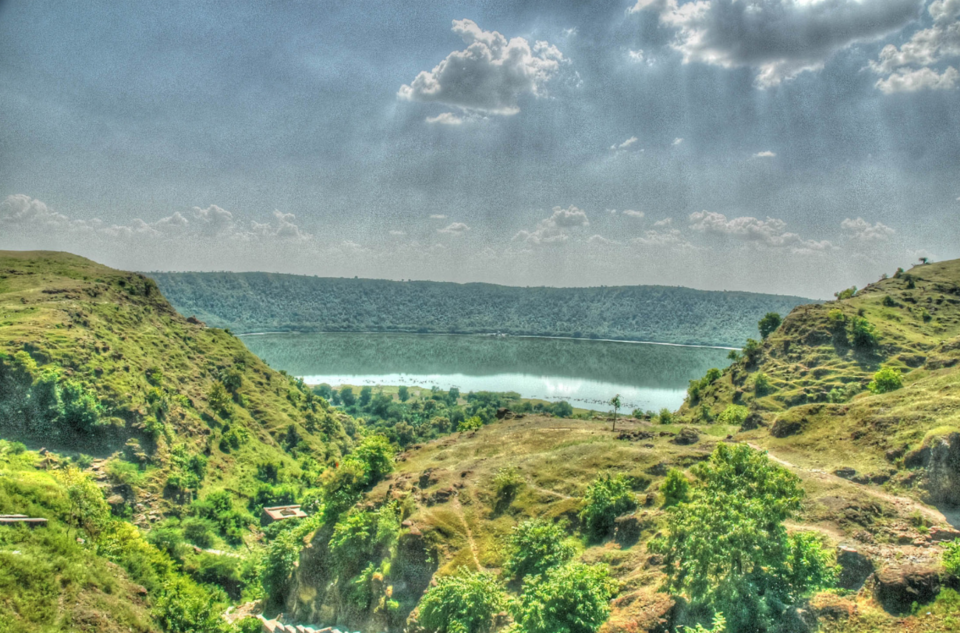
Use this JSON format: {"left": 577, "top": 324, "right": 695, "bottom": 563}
{"left": 495, "top": 408, "right": 514, "bottom": 420}
{"left": 771, "top": 417, "right": 804, "bottom": 438}
{"left": 740, "top": 411, "right": 767, "bottom": 432}
{"left": 672, "top": 427, "right": 699, "bottom": 445}
{"left": 836, "top": 546, "right": 874, "bottom": 590}
{"left": 614, "top": 514, "right": 643, "bottom": 546}
{"left": 872, "top": 565, "right": 941, "bottom": 614}
{"left": 833, "top": 467, "right": 857, "bottom": 480}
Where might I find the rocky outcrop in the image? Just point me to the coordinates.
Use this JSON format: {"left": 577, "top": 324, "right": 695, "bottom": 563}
{"left": 872, "top": 565, "right": 941, "bottom": 614}
{"left": 904, "top": 431, "right": 960, "bottom": 505}
{"left": 672, "top": 427, "right": 699, "bottom": 445}
{"left": 836, "top": 546, "right": 874, "bottom": 590}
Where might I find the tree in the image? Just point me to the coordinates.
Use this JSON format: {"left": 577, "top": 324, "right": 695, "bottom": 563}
{"left": 579, "top": 473, "right": 636, "bottom": 540}
{"left": 417, "top": 569, "right": 509, "bottom": 633}
{"left": 359, "top": 385, "right": 373, "bottom": 407}
{"left": 503, "top": 518, "right": 577, "bottom": 583}
{"left": 919, "top": 256, "right": 929, "bottom": 265}
{"left": 398, "top": 385, "right": 410, "bottom": 402}
{"left": 609, "top": 394, "right": 621, "bottom": 431}
{"left": 868, "top": 367, "right": 902, "bottom": 394}
{"left": 350, "top": 434, "right": 396, "bottom": 487}
{"left": 660, "top": 468, "right": 690, "bottom": 506}
{"left": 850, "top": 316, "right": 877, "bottom": 349}
{"left": 757, "top": 313, "right": 782, "bottom": 339}
{"left": 339, "top": 386, "right": 356, "bottom": 407}
{"left": 650, "top": 444, "right": 835, "bottom": 632}
{"left": 313, "top": 383, "right": 334, "bottom": 400}
{"left": 511, "top": 562, "right": 617, "bottom": 633}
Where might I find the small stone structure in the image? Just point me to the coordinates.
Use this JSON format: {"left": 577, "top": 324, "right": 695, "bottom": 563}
{"left": 261, "top": 505, "right": 307, "bottom": 525}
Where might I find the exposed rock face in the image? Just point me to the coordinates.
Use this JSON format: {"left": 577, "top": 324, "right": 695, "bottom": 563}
{"left": 740, "top": 411, "right": 766, "bottom": 432}
{"left": 771, "top": 416, "right": 804, "bottom": 438}
{"left": 904, "top": 431, "right": 960, "bottom": 505}
{"left": 836, "top": 546, "right": 874, "bottom": 590}
{"left": 872, "top": 565, "right": 941, "bottom": 614}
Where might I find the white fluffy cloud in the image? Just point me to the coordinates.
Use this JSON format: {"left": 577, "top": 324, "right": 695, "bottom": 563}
{"left": 688, "top": 210, "right": 833, "bottom": 252}
{"left": 622, "top": 209, "right": 645, "bottom": 218}
{"left": 0, "top": 195, "right": 312, "bottom": 245}
{"left": 754, "top": 151, "right": 777, "bottom": 158}
{"left": 841, "top": 217, "right": 896, "bottom": 241}
{"left": 425, "top": 112, "right": 465, "bottom": 125}
{"left": 631, "top": 0, "right": 921, "bottom": 87}
{"left": 869, "top": 0, "right": 960, "bottom": 92}
{"left": 429, "top": 214, "right": 448, "bottom": 219}
{"left": 398, "top": 19, "right": 566, "bottom": 116}
{"left": 437, "top": 222, "right": 470, "bottom": 235}
{"left": 628, "top": 49, "right": 645, "bottom": 62}
{"left": 631, "top": 228, "right": 695, "bottom": 249}
{"left": 514, "top": 205, "right": 589, "bottom": 244}
{"left": 611, "top": 136, "right": 639, "bottom": 150}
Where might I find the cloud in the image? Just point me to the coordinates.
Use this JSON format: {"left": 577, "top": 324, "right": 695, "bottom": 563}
{"left": 688, "top": 210, "right": 833, "bottom": 252}
{"left": 588, "top": 234, "right": 620, "bottom": 245}
{"left": 754, "top": 151, "right": 777, "bottom": 158}
{"left": 513, "top": 205, "right": 590, "bottom": 244}
{"left": 426, "top": 112, "right": 465, "bottom": 125}
{"left": 672, "top": 137, "right": 683, "bottom": 146}
{"left": 841, "top": 217, "right": 896, "bottom": 241}
{"left": 631, "top": 228, "right": 695, "bottom": 249}
{"left": 611, "top": 136, "right": 639, "bottom": 150}
{"left": 563, "top": 27, "right": 578, "bottom": 37}
{"left": 398, "top": 19, "right": 566, "bottom": 116}
{"left": 875, "top": 65, "right": 959, "bottom": 93}
{"left": 653, "top": 217, "right": 673, "bottom": 227}
{"left": 628, "top": 49, "right": 645, "bottom": 62}
{"left": 430, "top": 214, "right": 447, "bottom": 219}
{"left": 630, "top": 0, "right": 921, "bottom": 87}
{"left": 389, "top": 230, "right": 407, "bottom": 236}
{"left": 867, "top": 0, "right": 960, "bottom": 92}
{"left": 437, "top": 221, "right": 470, "bottom": 235}
{"left": 0, "top": 195, "right": 313, "bottom": 245}
{"left": 622, "top": 209, "right": 645, "bottom": 218}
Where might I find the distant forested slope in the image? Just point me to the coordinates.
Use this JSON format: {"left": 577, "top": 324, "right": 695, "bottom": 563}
{"left": 151, "top": 272, "right": 816, "bottom": 346}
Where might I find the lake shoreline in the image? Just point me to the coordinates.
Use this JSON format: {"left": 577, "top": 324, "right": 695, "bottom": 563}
{"left": 237, "top": 329, "right": 739, "bottom": 351}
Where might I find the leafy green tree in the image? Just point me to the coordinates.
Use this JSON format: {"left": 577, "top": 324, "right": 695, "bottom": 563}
{"left": 313, "top": 383, "right": 334, "bottom": 400}
{"left": 459, "top": 416, "right": 483, "bottom": 432}
{"left": 261, "top": 527, "right": 301, "bottom": 607}
{"left": 207, "top": 382, "right": 232, "bottom": 416}
{"left": 717, "top": 405, "right": 748, "bottom": 426}
{"left": 753, "top": 373, "right": 772, "bottom": 396}
{"left": 503, "top": 518, "right": 577, "bottom": 583}
{"left": 493, "top": 467, "right": 524, "bottom": 501}
{"left": 511, "top": 562, "right": 617, "bottom": 633}
{"left": 742, "top": 338, "right": 762, "bottom": 363}
{"left": 758, "top": 313, "right": 782, "bottom": 339}
{"left": 398, "top": 385, "right": 410, "bottom": 402}
{"left": 834, "top": 286, "right": 857, "bottom": 300}
{"left": 661, "top": 468, "right": 690, "bottom": 506}
{"left": 350, "top": 434, "right": 396, "bottom": 487}
{"left": 850, "top": 316, "right": 878, "bottom": 349}
{"left": 359, "top": 385, "right": 373, "bottom": 407}
{"left": 651, "top": 443, "right": 835, "bottom": 632}
{"left": 579, "top": 473, "right": 636, "bottom": 539}
{"left": 610, "top": 394, "right": 621, "bottom": 431}
{"left": 658, "top": 408, "right": 673, "bottom": 425}
{"left": 868, "top": 367, "right": 903, "bottom": 394}
{"left": 61, "top": 380, "right": 102, "bottom": 432}
{"left": 153, "top": 577, "right": 232, "bottom": 633}
{"left": 417, "top": 569, "right": 509, "bottom": 633}
{"left": 339, "top": 386, "right": 357, "bottom": 407}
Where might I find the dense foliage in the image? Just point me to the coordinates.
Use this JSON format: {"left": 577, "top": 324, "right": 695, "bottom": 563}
{"left": 578, "top": 473, "right": 637, "bottom": 540}
{"left": 151, "top": 272, "right": 814, "bottom": 347}
{"left": 651, "top": 444, "right": 836, "bottom": 632}
{"left": 511, "top": 562, "right": 617, "bottom": 633}
{"left": 417, "top": 569, "right": 509, "bottom": 633}
{"left": 503, "top": 518, "right": 577, "bottom": 583}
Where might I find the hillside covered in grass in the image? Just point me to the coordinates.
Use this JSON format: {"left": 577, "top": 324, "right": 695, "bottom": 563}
{"left": 274, "top": 259, "right": 960, "bottom": 633}
{"left": 149, "top": 271, "right": 815, "bottom": 347}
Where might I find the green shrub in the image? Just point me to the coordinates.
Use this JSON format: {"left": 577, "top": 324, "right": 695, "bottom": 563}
{"left": 503, "top": 519, "right": 577, "bottom": 582}
{"left": 717, "top": 405, "right": 748, "bottom": 426}
{"left": 651, "top": 443, "right": 835, "bottom": 632}
{"left": 661, "top": 468, "right": 691, "bottom": 506}
{"left": 758, "top": 313, "right": 782, "bottom": 339}
{"left": 753, "top": 373, "right": 772, "bottom": 396}
{"left": 329, "top": 505, "right": 399, "bottom": 577}
{"left": 659, "top": 408, "right": 674, "bottom": 424}
{"left": 850, "top": 316, "right": 878, "bottom": 349}
{"left": 458, "top": 416, "right": 483, "bottom": 432}
{"left": 261, "top": 527, "right": 301, "bottom": 607}
{"left": 105, "top": 459, "right": 145, "bottom": 487}
{"left": 235, "top": 617, "right": 264, "bottom": 633}
{"left": 152, "top": 576, "right": 232, "bottom": 633}
{"left": 943, "top": 540, "right": 960, "bottom": 578}
{"left": 493, "top": 467, "right": 524, "bottom": 501}
{"left": 579, "top": 473, "right": 636, "bottom": 540}
{"left": 350, "top": 434, "right": 396, "bottom": 487}
{"left": 511, "top": 562, "right": 617, "bottom": 633}
{"left": 743, "top": 338, "right": 762, "bottom": 363}
{"left": 683, "top": 613, "right": 727, "bottom": 633}
{"left": 868, "top": 367, "right": 903, "bottom": 394}
{"left": 182, "top": 517, "right": 217, "bottom": 549}
{"left": 882, "top": 295, "right": 897, "bottom": 307}
{"left": 417, "top": 569, "right": 508, "bottom": 633}
{"left": 835, "top": 286, "right": 857, "bottom": 300}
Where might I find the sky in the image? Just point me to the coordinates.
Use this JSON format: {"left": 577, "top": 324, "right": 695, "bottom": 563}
{"left": 1, "top": 0, "right": 958, "bottom": 299}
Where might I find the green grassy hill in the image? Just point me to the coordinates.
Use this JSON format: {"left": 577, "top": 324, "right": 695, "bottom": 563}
{"left": 149, "top": 271, "right": 815, "bottom": 347}
{"left": 279, "top": 259, "right": 960, "bottom": 633}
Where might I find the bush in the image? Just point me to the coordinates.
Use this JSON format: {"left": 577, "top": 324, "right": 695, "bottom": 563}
{"left": 943, "top": 539, "right": 960, "bottom": 578}
{"left": 868, "top": 367, "right": 903, "bottom": 394}
{"left": 743, "top": 338, "right": 762, "bottom": 363}
{"left": 850, "top": 317, "right": 878, "bottom": 349}
{"left": 350, "top": 434, "right": 396, "bottom": 487}
{"left": 235, "top": 617, "right": 264, "bottom": 633}
{"left": 659, "top": 408, "right": 674, "bottom": 425}
{"left": 753, "top": 373, "right": 772, "bottom": 396}
{"left": 835, "top": 286, "right": 857, "bottom": 300}
{"left": 651, "top": 444, "right": 835, "bottom": 632}
{"left": 152, "top": 577, "right": 233, "bottom": 633}
{"left": 182, "top": 517, "right": 217, "bottom": 549}
{"left": 261, "top": 527, "right": 301, "bottom": 607}
{"left": 579, "top": 473, "right": 636, "bottom": 540}
{"left": 503, "top": 519, "right": 576, "bottom": 583}
{"left": 417, "top": 569, "right": 509, "bottom": 633}
{"left": 493, "top": 467, "right": 525, "bottom": 501}
{"left": 458, "top": 416, "right": 483, "bottom": 432}
{"left": 661, "top": 468, "right": 690, "bottom": 506}
{"left": 717, "top": 405, "right": 749, "bottom": 426}
{"left": 758, "top": 313, "right": 782, "bottom": 339}
{"left": 511, "top": 562, "right": 617, "bottom": 633}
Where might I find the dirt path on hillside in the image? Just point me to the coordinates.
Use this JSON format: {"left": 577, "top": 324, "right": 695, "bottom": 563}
{"left": 527, "top": 481, "right": 575, "bottom": 501}
{"left": 451, "top": 492, "right": 483, "bottom": 570}
{"left": 747, "top": 443, "right": 958, "bottom": 527}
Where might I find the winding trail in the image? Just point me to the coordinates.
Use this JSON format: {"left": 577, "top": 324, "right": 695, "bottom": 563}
{"left": 451, "top": 493, "right": 483, "bottom": 570}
